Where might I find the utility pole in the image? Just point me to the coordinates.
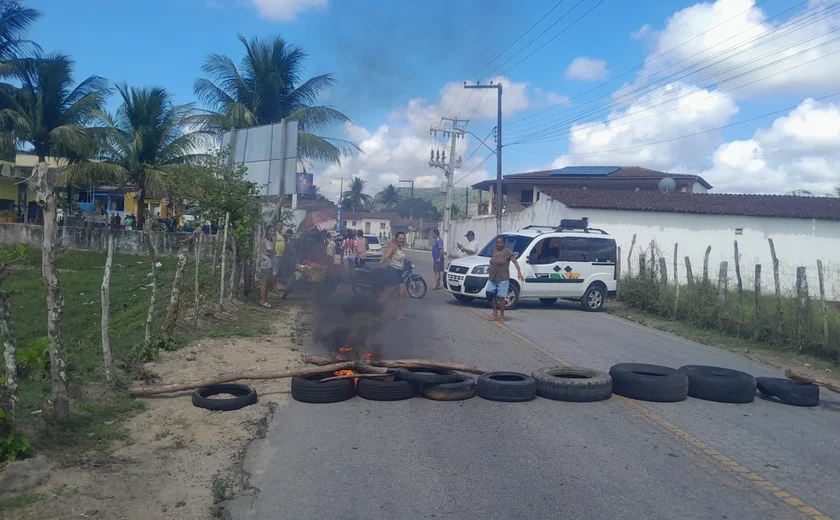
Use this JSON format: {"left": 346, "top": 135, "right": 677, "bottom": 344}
{"left": 429, "top": 118, "right": 466, "bottom": 257}
{"left": 335, "top": 177, "right": 346, "bottom": 232}
{"left": 465, "top": 82, "right": 503, "bottom": 234}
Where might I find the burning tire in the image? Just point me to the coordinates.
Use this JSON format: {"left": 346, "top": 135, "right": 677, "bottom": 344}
{"left": 357, "top": 376, "right": 417, "bottom": 401}
{"left": 756, "top": 377, "right": 820, "bottom": 407}
{"left": 476, "top": 371, "right": 537, "bottom": 402}
{"left": 396, "top": 368, "right": 461, "bottom": 386}
{"left": 609, "top": 363, "right": 688, "bottom": 403}
{"left": 531, "top": 367, "right": 612, "bottom": 402}
{"left": 679, "top": 365, "right": 756, "bottom": 404}
{"left": 419, "top": 374, "right": 476, "bottom": 401}
{"left": 192, "top": 383, "right": 258, "bottom": 411}
{"left": 291, "top": 374, "right": 356, "bottom": 404}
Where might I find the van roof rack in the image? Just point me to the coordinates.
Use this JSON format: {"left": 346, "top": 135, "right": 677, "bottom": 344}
{"left": 554, "top": 218, "right": 608, "bottom": 235}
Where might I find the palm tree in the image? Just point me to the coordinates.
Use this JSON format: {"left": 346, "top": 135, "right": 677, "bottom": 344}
{"left": 0, "top": 0, "right": 40, "bottom": 61}
{"left": 192, "top": 34, "right": 357, "bottom": 165}
{"left": 377, "top": 184, "right": 400, "bottom": 210}
{"left": 342, "top": 176, "right": 371, "bottom": 212}
{"left": 74, "top": 83, "right": 209, "bottom": 227}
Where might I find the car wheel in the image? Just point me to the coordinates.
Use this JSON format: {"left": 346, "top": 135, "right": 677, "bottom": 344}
{"left": 454, "top": 294, "right": 475, "bottom": 304}
{"left": 503, "top": 284, "right": 520, "bottom": 310}
{"left": 539, "top": 298, "right": 558, "bottom": 305}
{"left": 581, "top": 284, "right": 605, "bottom": 311}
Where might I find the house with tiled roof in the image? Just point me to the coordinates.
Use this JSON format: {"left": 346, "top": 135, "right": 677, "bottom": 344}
{"left": 470, "top": 166, "right": 712, "bottom": 214}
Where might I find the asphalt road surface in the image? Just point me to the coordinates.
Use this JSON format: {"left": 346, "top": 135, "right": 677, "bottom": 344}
{"left": 229, "top": 251, "right": 840, "bottom": 520}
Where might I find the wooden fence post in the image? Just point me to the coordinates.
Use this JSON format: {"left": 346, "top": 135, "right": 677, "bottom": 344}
{"left": 673, "top": 243, "right": 679, "bottom": 314}
{"left": 817, "top": 259, "right": 829, "bottom": 344}
{"left": 718, "top": 261, "right": 728, "bottom": 302}
{"left": 659, "top": 257, "right": 668, "bottom": 287}
{"left": 768, "top": 238, "right": 782, "bottom": 322}
{"left": 194, "top": 232, "right": 202, "bottom": 327}
{"left": 685, "top": 257, "right": 694, "bottom": 287}
{"left": 616, "top": 246, "right": 622, "bottom": 300}
{"left": 795, "top": 266, "right": 808, "bottom": 346}
{"left": 639, "top": 253, "right": 646, "bottom": 278}
{"left": 754, "top": 264, "right": 761, "bottom": 339}
{"left": 100, "top": 234, "right": 117, "bottom": 386}
{"left": 734, "top": 240, "right": 743, "bottom": 298}
{"left": 703, "top": 246, "right": 711, "bottom": 283}
{"left": 626, "top": 235, "right": 635, "bottom": 277}
{"left": 649, "top": 240, "right": 656, "bottom": 279}
{"left": 219, "top": 212, "right": 230, "bottom": 306}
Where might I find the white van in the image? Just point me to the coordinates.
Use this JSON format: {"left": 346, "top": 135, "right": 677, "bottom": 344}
{"left": 443, "top": 219, "right": 617, "bottom": 311}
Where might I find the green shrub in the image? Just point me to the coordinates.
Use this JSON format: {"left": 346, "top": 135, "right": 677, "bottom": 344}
{"left": 16, "top": 337, "right": 50, "bottom": 378}
{"left": 0, "top": 409, "right": 31, "bottom": 462}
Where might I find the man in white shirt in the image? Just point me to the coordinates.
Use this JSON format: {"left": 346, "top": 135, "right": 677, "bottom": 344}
{"left": 457, "top": 231, "right": 479, "bottom": 256}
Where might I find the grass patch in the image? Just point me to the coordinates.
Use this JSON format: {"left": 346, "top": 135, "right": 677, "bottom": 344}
{"left": 210, "top": 473, "right": 234, "bottom": 518}
{"left": 1, "top": 248, "right": 276, "bottom": 455}
{"left": 0, "top": 492, "right": 44, "bottom": 512}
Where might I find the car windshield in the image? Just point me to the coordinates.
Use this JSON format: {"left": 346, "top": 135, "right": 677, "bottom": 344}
{"left": 365, "top": 236, "right": 379, "bottom": 244}
{"left": 477, "top": 234, "right": 533, "bottom": 258}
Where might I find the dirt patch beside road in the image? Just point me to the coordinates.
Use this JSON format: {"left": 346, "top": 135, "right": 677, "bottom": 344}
{"left": 1, "top": 307, "right": 304, "bottom": 520}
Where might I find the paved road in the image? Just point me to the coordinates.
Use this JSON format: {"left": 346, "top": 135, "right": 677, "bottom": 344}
{"left": 229, "top": 251, "right": 840, "bottom": 520}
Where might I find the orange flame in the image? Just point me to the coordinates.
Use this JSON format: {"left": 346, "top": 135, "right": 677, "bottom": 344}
{"left": 364, "top": 353, "right": 373, "bottom": 362}
{"left": 334, "top": 369, "right": 355, "bottom": 377}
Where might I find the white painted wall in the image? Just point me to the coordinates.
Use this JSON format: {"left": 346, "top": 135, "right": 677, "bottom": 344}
{"left": 449, "top": 198, "right": 840, "bottom": 299}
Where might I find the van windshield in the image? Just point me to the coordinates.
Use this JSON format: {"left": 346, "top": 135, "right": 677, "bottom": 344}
{"left": 477, "top": 234, "right": 533, "bottom": 258}
{"left": 365, "top": 236, "right": 379, "bottom": 244}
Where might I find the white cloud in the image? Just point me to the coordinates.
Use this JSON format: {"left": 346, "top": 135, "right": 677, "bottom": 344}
{"left": 701, "top": 98, "right": 840, "bottom": 194}
{"left": 564, "top": 57, "right": 609, "bottom": 81}
{"left": 631, "top": 24, "right": 653, "bottom": 40}
{"left": 639, "top": 0, "right": 840, "bottom": 97}
{"left": 205, "top": 0, "right": 223, "bottom": 8}
{"left": 249, "top": 0, "right": 327, "bottom": 21}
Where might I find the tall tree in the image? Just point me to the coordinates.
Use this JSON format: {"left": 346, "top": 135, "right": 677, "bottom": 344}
{"left": 0, "top": 54, "right": 108, "bottom": 422}
{"left": 377, "top": 184, "right": 400, "bottom": 210}
{"left": 72, "top": 83, "right": 209, "bottom": 228}
{"left": 342, "top": 176, "right": 371, "bottom": 212}
{"left": 192, "top": 34, "right": 357, "bottom": 165}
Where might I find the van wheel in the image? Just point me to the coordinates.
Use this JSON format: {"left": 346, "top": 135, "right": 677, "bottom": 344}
{"left": 454, "top": 295, "right": 475, "bottom": 304}
{"left": 581, "top": 284, "right": 605, "bottom": 311}
{"left": 503, "top": 284, "right": 520, "bottom": 310}
{"left": 539, "top": 298, "right": 557, "bottom": 305}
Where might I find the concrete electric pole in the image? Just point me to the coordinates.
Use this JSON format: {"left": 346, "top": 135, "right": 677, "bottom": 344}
{"left": 429, "top": 118, "right": 466, "bottom": 257}
{"left": 465, "top": 82, "right": 503, "bottom": 234}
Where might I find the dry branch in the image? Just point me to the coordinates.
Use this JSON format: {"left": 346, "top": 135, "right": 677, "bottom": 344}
{"left": 784, "top": 368, "right": 840, "bottom": 394}
{"left": 301, "top": 355, "right": 491, "bottom": 375}
{"left": 100, "top": 234, "right": 117, "bottom": 386}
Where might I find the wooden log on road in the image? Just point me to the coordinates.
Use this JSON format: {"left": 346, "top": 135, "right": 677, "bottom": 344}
{"left": 785, "top": 368, "right": 840, "bottom": 394}
{"left": 302, "top": 355, "right": 491, "bottom": 375}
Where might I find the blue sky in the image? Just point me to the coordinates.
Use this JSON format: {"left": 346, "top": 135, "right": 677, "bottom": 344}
{"left": 27, "top": 0, "right": 840, "bottom": 196}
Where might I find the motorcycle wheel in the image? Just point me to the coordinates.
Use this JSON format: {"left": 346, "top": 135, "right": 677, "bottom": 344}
{"left": 352, "top": 282, "right": 373, "bottom": 296}
{"left": 406, "top": 276, "right": 427, "bottom": 299}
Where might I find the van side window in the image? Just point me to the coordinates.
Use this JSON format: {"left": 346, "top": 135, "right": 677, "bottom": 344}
{"left": 559, "top": 237, "right": 591, "bottom": 262}
{"left": 590, "top": 238, "right": 616, "bottom": 263}
{"left": 528, "top": 237, "right": 561, "bottom": 264}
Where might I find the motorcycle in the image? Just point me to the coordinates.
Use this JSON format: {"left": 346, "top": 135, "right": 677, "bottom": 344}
{"left": 352, "top": 261, "right": 427, "bottom": 299}
{"left": 280, "top": 262, "right": 339, "bottom": 300}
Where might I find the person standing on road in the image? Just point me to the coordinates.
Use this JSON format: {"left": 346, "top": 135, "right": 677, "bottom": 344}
{"left": 259, "top": 225, "right": 277, "bottom": 308}
{"left": 378, "top": 231, "right": 408, "bottom": 320}
{"left": 342, "top": 230, "right": 356, "bottom": 270}
{"left": 431, "top": 229, "right": 444, "bottom": 290}
{"left": 457, "top": 230, "right": 479, "bottom": 256}
{"left": 355, "top": 229, "right": 368, "bottom": 266}
{"left": 487, "top": 236, "right": 524, "bottom": 325}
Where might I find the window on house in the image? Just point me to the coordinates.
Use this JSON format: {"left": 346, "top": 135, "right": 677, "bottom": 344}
{"left": 0, "top": 199, "right": 14, "bottom": 212}
{"left": 112, "top": 196, "right": 125, "bottom": 212}
{"left": 590, "top": 238, "right": 616, "bottom": 263}
{"left": 380, "top": 222, "right": 386, "bottom": 229}
{"left": 342, "top": 220, "right": 347, "bottom": 227}
{"left": 520, "top": 190, "right": 534, "bottom": 204}
{"left": 559, "top": 237, "right": 591, "bottom": 262}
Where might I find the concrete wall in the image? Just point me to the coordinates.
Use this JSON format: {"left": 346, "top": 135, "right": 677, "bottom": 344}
{"left": 448, "top": 198, "right": 840, "bottom": 299}
{"left": 0, "top": 223, "right": 215, "bottom": 257}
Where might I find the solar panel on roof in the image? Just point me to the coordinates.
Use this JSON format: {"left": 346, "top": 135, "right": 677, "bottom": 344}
{"left": 550, "top": 166, "right": 620, "bottom": 176}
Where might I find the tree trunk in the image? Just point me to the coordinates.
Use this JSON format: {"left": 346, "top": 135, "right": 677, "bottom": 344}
{"left": 0, "top": 291, "right": 17, "bottom": 416}
{"left": 136, "top": 187, "right": 147, "bottom": 230}
{"left": 228, "top": 241, "right": 237, "bottom": 301}
{"left": 194, "top": 232, "right": 202, "bottom": 327}
{"left": 219, "top": 212, "right": 230, "bottom": 306}
{"left": 162, "top": 230, "right": 200, "bottom": 335}
{"left": 211, "top": 240, "right": 217, "bottom": 279}
{"left": 29, "top": 161, "right": 69, "bottom": 422}
{"left": 100, "top": 234, "right": 117, "bottom": 386}
{"left": 144, "top": 227, "right": 160, "bottom": 346}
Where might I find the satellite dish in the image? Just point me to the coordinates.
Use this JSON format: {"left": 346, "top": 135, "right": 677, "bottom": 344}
{"left": 785, "top": 189, "right": 814, "bottom": 197}
{"left": 658, "top": 177, "right": 677, "bottom": 193}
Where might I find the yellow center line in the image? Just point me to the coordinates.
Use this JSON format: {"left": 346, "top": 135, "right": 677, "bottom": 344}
{"left": 463, "top": 306, "right": 831, "bottom": 520}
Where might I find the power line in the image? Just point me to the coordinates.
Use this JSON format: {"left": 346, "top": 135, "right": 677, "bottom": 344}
{"left": 507, "top": 91, "right": 840, "bottom": 156}
{"left": 455, "top": 151, "right": 495, "bottom": 186}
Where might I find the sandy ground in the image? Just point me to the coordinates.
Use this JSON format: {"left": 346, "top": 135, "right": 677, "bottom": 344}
{"left": 1, "top": 306, "right": 306, "bottom": 520}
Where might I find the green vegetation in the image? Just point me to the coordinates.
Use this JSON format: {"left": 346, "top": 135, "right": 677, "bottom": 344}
{"left": 619, "top": 271, "right": 840, "bottom": 363}
{"left": 0, "top": 492, "right": 44, "bottom": 512}
{"left": 210, "top": 473, "right": 234, "bottom": 518}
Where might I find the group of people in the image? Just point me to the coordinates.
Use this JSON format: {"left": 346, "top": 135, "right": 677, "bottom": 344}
{"left": 334, "top": 229, "right": 369, "bottom": 268}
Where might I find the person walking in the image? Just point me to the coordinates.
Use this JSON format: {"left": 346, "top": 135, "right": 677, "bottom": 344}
{"left": 355, "top": 229, "right": 368, "bottom": 266}
{"left": 486, "top": 236, "right": 524, "bottom": 325}
{"left": 431, "top": 229, "right": 444, "bottom": 290}
{"left": 378, "top": 231, "right": 408, "bottom": 320}
{"left": 258, "top": 225, "right": 277, "bottom": 308}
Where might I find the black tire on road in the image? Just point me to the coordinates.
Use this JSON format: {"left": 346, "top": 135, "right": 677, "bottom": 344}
{"left": 396, "top": 367, "right": 461, "bottom": 386}
{"left": 539, "top": 298, "right": 558, "bottom": 305}
{"left": 476, "top": 371, "right": 537, "bottom": 402}
{"left": 454, "top": 294, "right": 475, "bottom": 304}
{"left": 291, "top": 374, "right": 356, "bottom": 404}
{"left": 756, "top": 377, "right": 820, "bottom": 407}
{"left": 407, "top": 276, "right": 427, "bottom": 299}
{"left": 609, "top": 363, "right": 688, "bottom": 402}
{"left": 357, "top": 377, "right": 417, "bottom": 401}
{"left": 192, "top": 383, "right": 258, "bottom": 411}
{"left": 419, "top": 374, "right": 476, "bottom": 401}
{"left": 580, "top": 284, "right": 606, "bottom": 311}
{"left": 532, "top": 367, "right": 612, "bottom": 402}
{"left": 679, "top": 365, "right": 756, "bottom": 403}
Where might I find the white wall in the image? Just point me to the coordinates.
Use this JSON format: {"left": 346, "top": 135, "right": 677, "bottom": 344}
{"left": 449, "top": 198, "right": 840, "bottom": 299}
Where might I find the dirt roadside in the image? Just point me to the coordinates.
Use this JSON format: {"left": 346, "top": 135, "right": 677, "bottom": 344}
{"left": 0, "top": 306, "right": 310, "bottom": 520}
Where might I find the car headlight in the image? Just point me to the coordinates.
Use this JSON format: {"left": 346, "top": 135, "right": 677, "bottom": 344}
{"left": 472, "top": 265, "right": 491, "bottom": 275}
